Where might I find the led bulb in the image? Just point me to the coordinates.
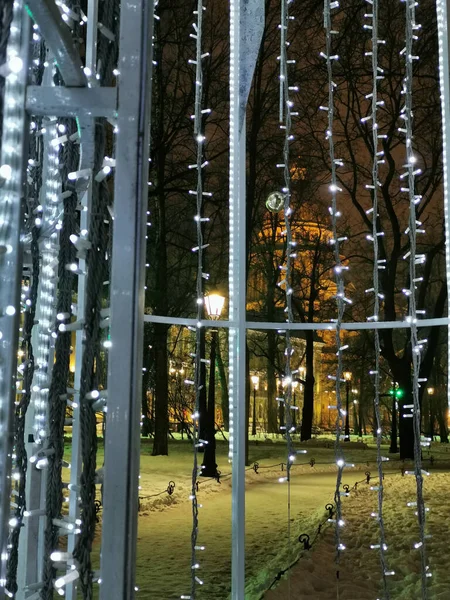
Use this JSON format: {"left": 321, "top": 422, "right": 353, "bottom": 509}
{"left": 0, "top": 164, "right": 12, "bottom": 180}
{"left": 8, "top": 56, "right": 23, "bottom": 74}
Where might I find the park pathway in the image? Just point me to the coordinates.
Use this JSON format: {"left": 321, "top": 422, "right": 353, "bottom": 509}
{"left": 135, "top": 471, "right": 350, "bottom": 599}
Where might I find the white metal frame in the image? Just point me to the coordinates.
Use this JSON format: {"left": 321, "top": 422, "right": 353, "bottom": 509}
{"left": 0, "top": 0, "right": 448, "bottom": 599}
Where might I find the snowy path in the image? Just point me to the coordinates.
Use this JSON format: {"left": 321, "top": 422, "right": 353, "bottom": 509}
{"left": 135, "top": 468, "right": 450, "bottom": 599}
{"left": 266, "top": 471, "right": 450, "bottom": 600}
{"left": 135, "top": 470, "right": 343, "bottom": 599}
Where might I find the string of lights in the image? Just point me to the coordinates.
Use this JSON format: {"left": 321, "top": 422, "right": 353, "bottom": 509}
{"left": 0, "top": 0, "right": 30, "bottom": 589}
{"left": 322, "top": 0, "right": 348, "bottom": 578}
{"left": 30, "top": 114, "right": 61, "bottom": 449}
{"left": 278, "top": 0, "right": 299, "bottom": 595}
{"left": 0, "top": 0, "right": 448, "bottom": 598}
{"left": 402, "top": 0, "right": 430, "bottom": 594}
{"left": 363, "top": 0, "right": 391, "bottom": 595}
{"left": 5, "top": 20, "right": 45, "bottom": 595}
{"left": 185, "top": 1, "right": 211, "bottom": 596}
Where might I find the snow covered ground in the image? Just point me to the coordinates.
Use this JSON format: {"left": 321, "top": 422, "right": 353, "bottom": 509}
{"left": 266, "top": 470, "right": 450, "bottom": 600}
{"left": 92, "top": 438, "right": 450, "bottom": 599}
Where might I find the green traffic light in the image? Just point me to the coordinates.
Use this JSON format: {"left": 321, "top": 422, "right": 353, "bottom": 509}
{"left": 388, "top": 387, "right": 404, "bottom": 399}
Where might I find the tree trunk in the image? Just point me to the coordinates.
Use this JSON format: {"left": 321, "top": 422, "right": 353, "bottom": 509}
{"left": 152, "top": 324, "right": 169, "bottom": 455}
{"left": 353, "top": 402, "right": 359, "bottom": 437}
{"left": 267, "top": 330, "right": 278, "bottom": 433}
{"left": 216, "top": 333, "right": 229, "bottom": 430}
{"left": 201, "top": 331, "right": 218, "bottom": 477}
{"left": 300, "top": 331, "right": 315, "bottom": 441}
{"left": 141, "top": 323, "right": 152, "bottom": 436}
{"left": 198, "top": 327, "right": 207, "bottom": 452}
{"left": 437, "top": 399, "right": 449, "bottom": 443}
{"left": 389, "top": 393, "right": 398, "bottom": 454}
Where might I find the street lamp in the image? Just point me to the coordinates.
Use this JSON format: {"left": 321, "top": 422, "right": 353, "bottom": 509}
{"left": 351, "top": 388, "right": 360, "bottom": 437}
{"left": 204, "top": 293, "right": 226, "bottom": 320}
{"left": 427, "top": 386, "right": 435, "bottom": 441}
{"left": 343, "top": 371, "right": 352, "bottom": 441}
{"left": 277, "top": 377, "right": 284, "bottom": 429}
{"left": 201, "top": 292, "right": 225, "bottom": 478}
{"left": 251, "top": 375, "right": 259, "bottom": 436}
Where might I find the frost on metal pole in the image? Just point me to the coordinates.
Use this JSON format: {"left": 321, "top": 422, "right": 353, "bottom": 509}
{"left": 99, "top": 0, "right": 153, "bottom": 598}
{"left": 229, "top": 1, "right": 263, "bottom": 598}
{"left": 0, "top": 1, "right": 30, "bottom": 591}
{"left": 436, "top": 0, "right": 450, "bottom": 409}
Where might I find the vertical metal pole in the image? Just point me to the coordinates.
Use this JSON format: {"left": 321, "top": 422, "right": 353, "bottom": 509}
{"left": 229, "top": 1, "right": 246, "bottom": 596}
{"left": 85, "top": 0, "right": 99, "bottom": 77}
{"left": 229, "top": 2, "right": 263, "bottom": 597}
{"left": 436, "top": 0, "right": 450, "bottom": 409}
{"left": 99, "top": 0, "right": 153, "bottom": 597}
{"left": 229, "top": 0, "right": 264, "bottom": 600}
{"left": 0, "top": 4, "right": 30, "bottom": 595}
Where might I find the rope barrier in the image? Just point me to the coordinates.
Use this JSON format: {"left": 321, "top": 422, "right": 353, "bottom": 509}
{"left": 259, "top": 471, "right": 388, "bottom": 599}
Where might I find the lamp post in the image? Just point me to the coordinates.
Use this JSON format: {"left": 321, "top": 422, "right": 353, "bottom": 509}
{"left": 292, "top": 380, "right": 299, "bottom": 429}
{"left": 343, "top": 371, "right": 352, "bottom": 441}
{"left": 201, "top": 293, "right": 225, "bottom": 478}
{"left": 427, "top": 386, "right": 435, "bottom": 441}
{"left": 251, "top": 375, "right": 259, "bottom": 436}
{"left": 352, "top": 389, "right": 359, "bottom": 437}
{"left": 387, "top": 382, "right": 401, "bottom": 454}
{"left": 298, "top": 365, "right": 306, "bottom": 432}
{"left": 277, "top": 378, "right": 285, "bottom": 429}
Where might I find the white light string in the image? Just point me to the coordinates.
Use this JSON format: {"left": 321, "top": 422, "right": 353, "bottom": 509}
{"left": 435, "top": 0, "right": 450, "bottom": 415}
{"left": 363, "top": 1, "right": 392, "bottom": 594}
{"left": 0, "top": 0, "right": 29, "bottom": 591}
{"left": 402, "top": 0, "right": 430, "bottom": 593}
{"left": 29, "top": 114, "right": 61, "bottom": 449}
{"left": 278, "top": 0, "right": 301, "bottom": 593}
{"left": 185, "top": 1, "right": 210, "bottom": 597}
{"left": 322, "top": 0, "right": 349, "bottom": 577}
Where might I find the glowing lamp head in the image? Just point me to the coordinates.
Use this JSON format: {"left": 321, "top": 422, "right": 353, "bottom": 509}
{"left": 427, "top": 387, "right": 435, "bottom": 395}
{"left": 251, "top": 375, "right": 259, "bottom": 390}
{"left": 343, "top": 371, "right": 352, "bottom": 382}
{"left": 204, "top": 293, "right": 225, "bottom": 320}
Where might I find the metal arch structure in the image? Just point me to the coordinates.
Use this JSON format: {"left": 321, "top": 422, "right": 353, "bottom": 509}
{"left": 0, "top": 1, "right": 153, "bottom": 599}
{"left": 0, "top": 1, "right": 448, "bottom": 600}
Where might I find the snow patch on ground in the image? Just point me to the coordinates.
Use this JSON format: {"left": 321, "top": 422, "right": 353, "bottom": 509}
{"left": 266, "top": 471, "right": 450, "bottom": 600}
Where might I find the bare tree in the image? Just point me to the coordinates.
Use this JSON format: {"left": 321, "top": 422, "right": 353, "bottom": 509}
{"left": 296, "top": 0, "right": 445, "bottom": 458}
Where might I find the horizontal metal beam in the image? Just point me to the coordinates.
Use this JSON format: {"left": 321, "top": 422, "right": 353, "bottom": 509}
{"left": 143, "top": 314, "right": 450, "bottom": 331}
{"left": 25, "top": 0, "right": 87, "bottom": 86}
{"left": 26, "top": 86, "right": 117, "bottom": 117}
